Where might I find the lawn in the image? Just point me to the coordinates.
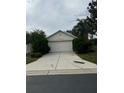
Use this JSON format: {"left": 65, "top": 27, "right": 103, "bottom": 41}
{"left": 26, "top": 57, "right": 38, "bottom": 64}
{"left": 26, "top": 53, "right": 42, "bottom": 64}
{"left": 78, "top": 51, "right": 97, "bottom": 64}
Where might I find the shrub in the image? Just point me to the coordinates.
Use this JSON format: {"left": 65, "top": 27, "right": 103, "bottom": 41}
{"left": 30, "top": 30, "right": 50, "bottom": 55}
{"left": 88, "top": 39, "right": 97, "bottom": 52}
{"left": 30, "top": 52, "right": 42, "bottom": 58}
{"left": 90, "top": 38, "right": 97, "bottom": 45}
{"left": 73, "top": 38, "right": 89, "bottom": 53}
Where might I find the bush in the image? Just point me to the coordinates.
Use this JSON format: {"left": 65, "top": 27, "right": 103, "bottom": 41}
{"left": 30, "top": 30, "right": 50, "bottom": 55}
{"left": 26, "top": 57, "right": 38, "bottom": 64}
{"left": 31, "top": 38, "right": 50, "bottom": 54}
{"left": 90, "top": 38, "right": 97, "bottom": 45}
{"left": 29, "top": 52, "right": 42, "bottom": 58}
{"left": 73, "top": 38, "right": 89, "bottom": 53}
{"left": 88, "top": 39, "right": 97, "bottom": 52}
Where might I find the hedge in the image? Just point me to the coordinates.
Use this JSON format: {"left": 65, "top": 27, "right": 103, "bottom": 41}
{"left": 73, "top": 38, "right": 89, "bottom": 53}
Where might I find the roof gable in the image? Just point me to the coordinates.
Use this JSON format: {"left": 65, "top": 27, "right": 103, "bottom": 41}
{"left": 48, "top": 31, "right": 77, "bottom": 42}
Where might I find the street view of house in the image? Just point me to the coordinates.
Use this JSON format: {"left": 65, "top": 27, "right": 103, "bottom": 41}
{"left": 26, "top": 0, "right": 97, "bottom": 93}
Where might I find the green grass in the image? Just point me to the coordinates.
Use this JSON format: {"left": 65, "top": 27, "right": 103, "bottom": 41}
{"left": 26, "top": 53, "right": 42, "bottom": 64}
{"left": 78, "top": 51, "right": 97, "bottom": 64}
{"left": 26, "top": 57, "right": 38, "bottom": 64}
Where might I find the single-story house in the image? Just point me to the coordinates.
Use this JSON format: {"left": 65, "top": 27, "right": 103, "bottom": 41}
{"left": 48, "top": 31, "right": 77, "bottom": 52}
{"left": 26, "top": 31, "right": 77, "bottom": 54}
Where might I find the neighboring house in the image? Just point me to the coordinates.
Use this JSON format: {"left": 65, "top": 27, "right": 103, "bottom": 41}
{"left": 48, "top": 31, "right": 77, "bottom": 52}
{"left": 26, "top": 43, "right": 32, "bottom": 54}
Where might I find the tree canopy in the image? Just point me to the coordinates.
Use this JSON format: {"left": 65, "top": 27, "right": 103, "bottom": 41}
{"left": 86, "top": 0, "right": 97, "bottom": 37}
{"left": 26, "top": 29, "right": 50, "bottom": 54}
{"left": 67, "top": 0, "right": 97, "bottom": 40}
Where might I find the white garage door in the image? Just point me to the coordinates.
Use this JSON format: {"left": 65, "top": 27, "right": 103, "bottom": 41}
{"left": 49, "top": 41, "right": 73, "bottom": 52}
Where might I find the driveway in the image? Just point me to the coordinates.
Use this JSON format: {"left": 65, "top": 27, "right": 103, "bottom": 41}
{"left": 27, "top": 74, "right": 97, "bottom": 93}
{"left": 26, "top": 52, "right": 96, "bottom": 75}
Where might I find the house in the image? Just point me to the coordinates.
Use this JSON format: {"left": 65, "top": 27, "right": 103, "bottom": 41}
{"left": 48, "top": 31, "right": 77, "bottom": 52}
{"left": 26, "top": 43, "right": 32, "bottom": 54}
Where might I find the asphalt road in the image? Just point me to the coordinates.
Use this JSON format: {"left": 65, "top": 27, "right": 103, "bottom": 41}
{"left": 27, "top": 74, "right": 97, "bottom": 93}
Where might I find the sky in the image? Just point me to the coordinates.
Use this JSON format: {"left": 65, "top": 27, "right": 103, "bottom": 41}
{"left": 26, "top": 0, "right": 92, "bottom": 36}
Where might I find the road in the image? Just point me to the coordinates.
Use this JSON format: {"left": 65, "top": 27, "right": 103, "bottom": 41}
{"left": 27, "top": 74, "right": 97, "bottom": 93}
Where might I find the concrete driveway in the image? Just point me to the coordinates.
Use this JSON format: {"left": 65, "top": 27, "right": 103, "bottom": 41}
{"left": 26, "top": 52, "right": 96, "bottom": 75}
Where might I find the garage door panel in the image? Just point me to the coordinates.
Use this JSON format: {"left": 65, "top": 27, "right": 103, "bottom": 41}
{"left": 49, "top": 41, "right": 72, "bottom": 52}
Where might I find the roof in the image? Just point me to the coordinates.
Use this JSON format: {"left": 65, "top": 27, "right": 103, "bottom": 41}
{"left": 47, "top": 31, "right": 77, "bottom": 39}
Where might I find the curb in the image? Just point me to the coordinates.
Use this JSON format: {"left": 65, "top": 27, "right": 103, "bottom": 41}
{"left": 26, "top": 68, "right": 97, "bottom": 76}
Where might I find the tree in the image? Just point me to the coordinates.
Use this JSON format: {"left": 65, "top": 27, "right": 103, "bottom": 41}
{"left": 67, "top": 0, "right": 97, "bottom": 40}
{"left": 86, "top": 0, "right": 97, "bottom": 39}
{"left": 26, "top": 31, "right": 31, "bottom": 44}
{"left": 30, "top": 29, "right": 50, "bottom": 54}
{"left": 70, "top": 19, "right": 89, "bottom": 41}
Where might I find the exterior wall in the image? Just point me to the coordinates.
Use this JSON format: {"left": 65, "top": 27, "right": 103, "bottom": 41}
{"left": 48, "top": 31, "right": 76, "bottom": 52}
{"left": 48, "top": 31, "right": 74, "bottom": 42}
{"left": 26, "top": 44, "right": 32, "bottom": 54}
